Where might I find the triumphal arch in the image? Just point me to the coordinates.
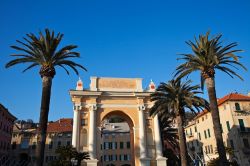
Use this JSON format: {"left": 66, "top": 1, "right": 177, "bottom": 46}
{"left": 69, "top": 77, "right": 167, "bottom": 166}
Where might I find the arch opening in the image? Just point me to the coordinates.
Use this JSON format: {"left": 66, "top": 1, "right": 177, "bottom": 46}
{"left": 97, "top": 110, "right": 135, "bottom": 166}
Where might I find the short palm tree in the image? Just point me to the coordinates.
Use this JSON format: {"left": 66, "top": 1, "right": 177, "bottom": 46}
{"left": 150, "top": 79, "right": 209, "bottom": 166}
{"left": 175, "top": 31, "right": 246, "bottom": 165}
{"left": 5, "top": 29, "right": 87, "bottom": 166}
{"left": 51, "top": 145, "right": 89, "bottom": 166}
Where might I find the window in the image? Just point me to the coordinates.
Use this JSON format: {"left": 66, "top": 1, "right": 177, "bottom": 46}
{"left": 127, "top": 154, "right": 131, "bottom": 161}
{"left": 207, "top": 129, "right": 211, "bottom": 138}
{"left": 20, "top": 139, "right": 29, "bottom": 149}
{"left": 104, "top": 155, "right": 108, "bottom": 161}
{"left": 198, "top": 133, "right": 201, "bottom": 140}
{"left": 235, "top": 103, "right": 241, "bottom": 111}
{"left": 127, "top": 141, "right": 130, "bottom": 149}
{"left": 190, "top": 128, "right": 192, "bottom": 135}
{"left": 112, "top": 155, "right": 117, "bottom": 161}
{"left": 194, "top": 126, "right": 197, "bottom": 132}
{"left": 120, "top": 154, "right": 124, "bottom": 161}
{"left": 104, "top": 142, "right": 109, "bottom": 149}
{"left": 238, "top": 119, "right": 245, "bottom": 131}
{"left": 204, "top": 130, "right": 207, "bottom": 139}
{"left": 120, "top": 142, "right": 124, "bottom": 149}
{"left": 220, "top": 124, "right": 223, "bottom": 133}
{"left": 205, "top": 146, "right": 208, "bottom": 153}
{"left": 57, "top": 141, "right": 61, "bottom": 147}
{"left": 243, "top": 139, "right": 250, "bottom": 148}
{"left": 49, "top": 141, "right": 53, "bottom": 149}
{"left": 81, "top": 119, "right": 87, "bottom": 126}
{"left": 230, "top": 140, "right": 234, "bottom": 149}
{"left": 202, "top": 117, "right": 204, "bottom": 121}
{"left": 112, "top": 142, "right": 117, "bottom": 149}
{"left": 32, "top": 142, "right": 36, "bottom": 149}
{"left": 67, "top": 141, "right": 71, "bottom": 146}
{"left": 124, "top": 154, "right": 128, "bottom": 161}
{"left": 226, "top": 121, "right": 230, "bottom": 132}
{"left": 210, "top": 145, "right": 213, "bottom": 153}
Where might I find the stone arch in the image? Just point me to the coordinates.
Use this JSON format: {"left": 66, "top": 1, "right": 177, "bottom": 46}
{"left": 101, "top": 110, "right": 135, "bottom": 129}
{"left": 98, "top": 110, "right": 135, "bottom": 166}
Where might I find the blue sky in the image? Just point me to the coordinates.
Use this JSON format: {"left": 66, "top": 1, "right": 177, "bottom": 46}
{"left": 0, "top": 0, "right": 250, "bottom": 122}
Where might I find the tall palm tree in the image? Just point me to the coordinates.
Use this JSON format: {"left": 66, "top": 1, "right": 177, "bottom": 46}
{"left": 150, "top": 79, "right": 209, "bottom": 166}
{"left": 5, "top": 29, "right": 87, "bottom": 166}
{"left": 158, "top": 114, "right": 178, "bottom": 149}
{"left": 175, "top": 31, "right": 246, "bottom": 165}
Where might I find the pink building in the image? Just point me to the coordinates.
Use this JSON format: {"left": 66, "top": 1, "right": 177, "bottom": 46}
{"left": 0, "top": 103, "right": 16, "bottom": 157}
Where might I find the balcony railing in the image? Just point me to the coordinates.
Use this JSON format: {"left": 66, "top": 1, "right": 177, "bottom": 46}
{"left": 238, "top": 128, "right": 250, "bottom": 134}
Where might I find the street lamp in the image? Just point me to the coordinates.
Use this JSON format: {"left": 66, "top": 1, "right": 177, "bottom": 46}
{"left": 71, "top": 158, "right": 77, "bottom": 166}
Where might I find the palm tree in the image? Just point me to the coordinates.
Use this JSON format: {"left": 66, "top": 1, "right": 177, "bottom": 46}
{"left": 5, "top": 29, "right": 87, "bottom": 166}
{"left": 175, "top": 31, "right": 246, "bottom": 165}
{"left": 50, "top": 145, "right": 89, "bottom": 166}
{"left": 158, "top": 115, "right": 178, "bottom": 149}
{"left": 150, "top": 79, "right": 209, "bottom": 166}
{"left": 158, "top": 115, "right": 180, "bottom": 166}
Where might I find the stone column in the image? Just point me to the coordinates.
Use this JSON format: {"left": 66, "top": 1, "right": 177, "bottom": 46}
{"left": 72, "top": 104, "right": 80, "bottom": 149}
{"left": 138, "top": 105, "right": 150, "bottom": 166}
{"left": 154, "top": 114, "right": 163, "bottom": 158}
{"left": 138, "top": 105, "right": 147, "bottom": 158}
{"left": 88, "top": 104, "right": 97, "bottom": 159}
{"left": 154, "top": 114, "right": 167, "bottom": 166}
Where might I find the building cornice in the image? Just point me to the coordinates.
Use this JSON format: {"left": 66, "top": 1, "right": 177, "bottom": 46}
{"left": 69, "top": 90, "right": 152, "bottom": 97}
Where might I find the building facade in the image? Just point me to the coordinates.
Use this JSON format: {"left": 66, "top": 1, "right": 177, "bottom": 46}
{"left": 185, "top": 93, "right": 250, "bottom": 166}
{"left": 70, "top": 77, "right": 167, "bottom": 166}
{"left": 100, "top": 122, "right": 132, "bottom": 166}
{"left": 11, "top": 118, "right": 73, "bottom": 165}
{"left": 0, "top": 103, "right": 16, "bottom": 158}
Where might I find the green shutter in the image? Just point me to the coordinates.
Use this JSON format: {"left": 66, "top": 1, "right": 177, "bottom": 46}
{"left": 239, "top": 119, "right": 245, "bottom": 131}
{"left": 204, "top": 130, "right": 207, "bottom": 139}
{"left": 226, "top": 121, "right": 230, "bottom": 132}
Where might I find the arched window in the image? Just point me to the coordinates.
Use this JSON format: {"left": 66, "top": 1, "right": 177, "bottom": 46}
{"left": 235, "top": 103, "right": 241, "bottom": 111}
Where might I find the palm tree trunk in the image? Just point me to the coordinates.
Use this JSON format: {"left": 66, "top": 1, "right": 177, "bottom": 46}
{"left": 36, "top": 76, "right": 53, "bottom": 166}
{"left": 205, "top": 77, "right": 228, "bottom": 166}
{"left": 176, "top": 114, "right": 188, "bottom": 166}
